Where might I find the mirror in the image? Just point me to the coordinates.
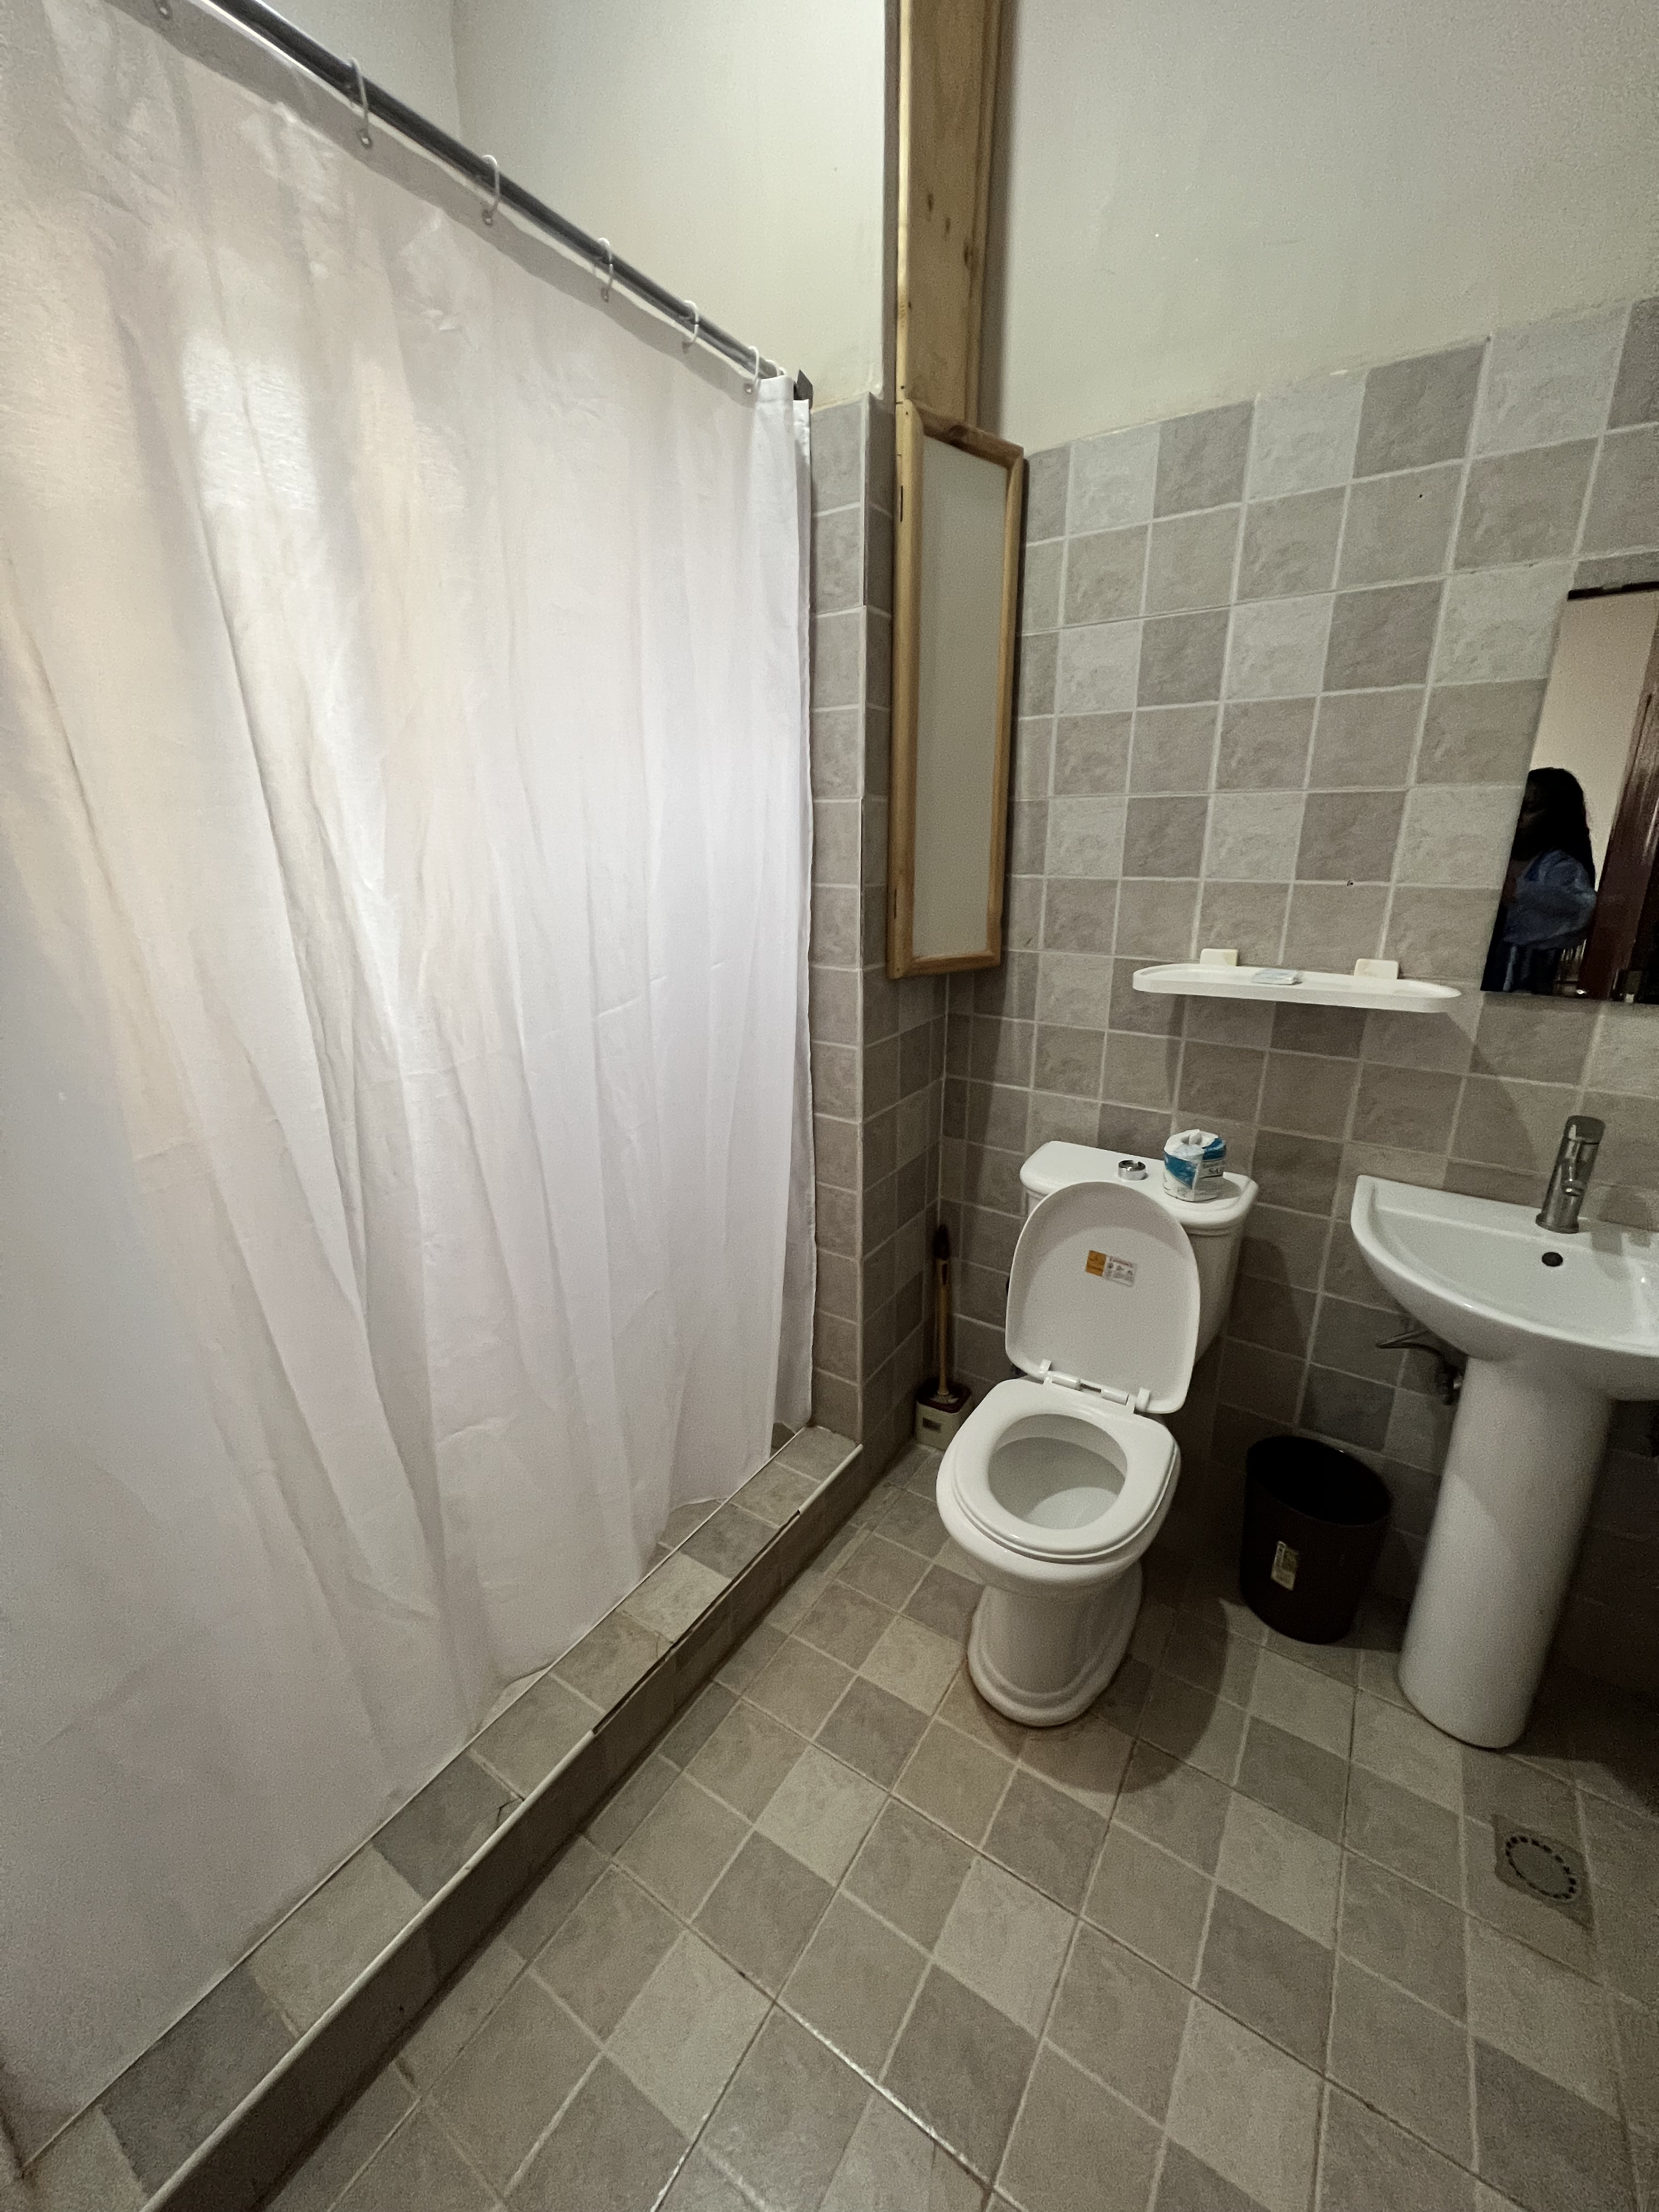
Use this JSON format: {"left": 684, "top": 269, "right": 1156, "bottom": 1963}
{"left": 1485, "top": 583, "right": 1659, "bottom": 1001}
{"left": 887, "top": 400, "right": 1024, "bottom": 977}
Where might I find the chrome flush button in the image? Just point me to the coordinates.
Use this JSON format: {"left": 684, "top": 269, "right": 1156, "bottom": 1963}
{"left": 1117, "top": 1158, "right": 1147, "bottom": 1180}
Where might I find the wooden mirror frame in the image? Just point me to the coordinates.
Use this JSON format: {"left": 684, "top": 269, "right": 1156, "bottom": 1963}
{"left": 887, "top": 399, "right": 1024, "bottom": 978}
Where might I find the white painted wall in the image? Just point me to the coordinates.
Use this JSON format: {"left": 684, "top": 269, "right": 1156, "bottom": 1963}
{"left": 986, "top": 0, "right": 1659, "bottom": 452}
{"left": 275, "top": 0, "right": 460, "bottom": 133}
{"left": 450, "top": 0, "right": 889, "bottom": 402}
{"left": 1533, "top": 594, "right": 1659, "bottom": 876}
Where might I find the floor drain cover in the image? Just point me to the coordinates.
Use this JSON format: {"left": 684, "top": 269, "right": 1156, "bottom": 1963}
{"left": 1492, "top": 1821, "right": 1591, "bottom": 1925}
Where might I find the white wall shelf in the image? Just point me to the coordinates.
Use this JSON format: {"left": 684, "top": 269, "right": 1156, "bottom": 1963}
{"left": 1132, "top": 962, "right": 1461, "bottom": 1014}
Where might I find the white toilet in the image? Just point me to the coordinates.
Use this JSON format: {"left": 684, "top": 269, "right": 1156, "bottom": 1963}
{"left": 937, "top": 1142, "right": 1256, "bottom": 1726}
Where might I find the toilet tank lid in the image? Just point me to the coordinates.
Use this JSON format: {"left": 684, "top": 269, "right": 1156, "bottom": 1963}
{"left": 1020, "top": 1141, "right": 1256, "bottom": 1234}
{"left": 1007, "top": 1180, "right": 1199, "bottom": 1415}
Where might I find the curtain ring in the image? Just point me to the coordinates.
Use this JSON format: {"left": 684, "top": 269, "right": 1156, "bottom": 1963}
{"left": 681, "top": 302, "right": 700, "bottom": 353}
{"left": 481, "top": 155, "right": 501, "bottom": 226}
{"left": 348, "top": 59, "right": 373, "bottom": 149}
{"left": 595, "top": 239, "right": 613, "bottom": 302}
{"left": 744, "top": 345, "right": 761, "bottom": 395}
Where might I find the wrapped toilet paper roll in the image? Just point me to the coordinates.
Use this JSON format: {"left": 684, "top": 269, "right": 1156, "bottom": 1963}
{"left": 1164, "top": 1127, "right": 1226, "bottom": 1202}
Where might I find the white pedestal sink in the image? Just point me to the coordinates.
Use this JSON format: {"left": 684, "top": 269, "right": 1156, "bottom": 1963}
{"left": 1351, "top": 1176, "right": 1659, "bottom": 1748}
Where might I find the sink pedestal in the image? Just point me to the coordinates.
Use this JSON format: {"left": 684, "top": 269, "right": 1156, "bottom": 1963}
{"left": 1399, "top": 1358, "right": 1612, "bottom": 1748}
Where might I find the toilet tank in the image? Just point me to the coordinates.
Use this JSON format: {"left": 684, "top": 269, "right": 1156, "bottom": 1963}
{"left": 1019, "top": 1141, "right": 1257, "bottom": 1358}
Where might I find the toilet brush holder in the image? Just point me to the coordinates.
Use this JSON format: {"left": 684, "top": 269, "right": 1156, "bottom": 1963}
{"left": 915, "top": 1223, "right": 972, "bottom": 1447}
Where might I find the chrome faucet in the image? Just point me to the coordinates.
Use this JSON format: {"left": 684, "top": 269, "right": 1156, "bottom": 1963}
{"left": 1537, "top": 1115, "right": 1605, "bottom": 1234}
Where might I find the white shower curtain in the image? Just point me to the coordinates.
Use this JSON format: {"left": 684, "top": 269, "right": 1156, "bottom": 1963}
{"left": 0, "top": 0, "right": 812, "bottom": 2149}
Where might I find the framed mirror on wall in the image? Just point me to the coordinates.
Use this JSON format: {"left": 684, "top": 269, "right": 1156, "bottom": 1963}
{"left": 887, "top": 400, "right": 1024, "bottom": 978}
{"left": 1485, "top": 580, "right": 1659, "bottom": 1002}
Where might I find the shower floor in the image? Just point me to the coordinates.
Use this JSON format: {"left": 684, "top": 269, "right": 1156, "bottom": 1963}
{"left": 246, "top": 1444, "right": 1658, "bottom": 2212}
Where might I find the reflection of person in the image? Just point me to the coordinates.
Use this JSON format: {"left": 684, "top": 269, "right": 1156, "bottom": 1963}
{"left": 1482, "top": 768, "right": 1599, "bottom": 994}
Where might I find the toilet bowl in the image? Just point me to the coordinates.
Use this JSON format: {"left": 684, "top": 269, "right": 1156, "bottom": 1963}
{"left": 938, "top": 1146, "right": 1255, "bottom": 1726}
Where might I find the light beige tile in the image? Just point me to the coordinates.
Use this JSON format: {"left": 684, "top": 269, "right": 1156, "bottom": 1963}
{"left": 860, "top": 1616, "right": 961, "bottom": 1713}
{"left": 249, "top": 1848, "right": 422, "bottom": 2033}
{"left": 756, "top": 1745, "right": 884, "bottom": 1883}
{"left": 1166, "top": 1997, "right": 1322, "bottom": 2212}
{"left": 1465, "top": 1922, "right": 1620, "bottom": 2115}
{"left": 1216, "top": 1791, "right": 1340, "bottom": 1944}
{"left": 933, "top": 1856, "right": 1074, "bottom": 2033}
{"left": 607, "top": 1932, "right": 769, "bottom": 2135}
{"left": 1250, "top": 1649, "right": 1355, "bottom": 1758}
{"left": 622, "top": 1553, "right": 729, "bottom": 1641}
{"left": 1352, "top": 1692, "right": 1463, "bottom": 1812}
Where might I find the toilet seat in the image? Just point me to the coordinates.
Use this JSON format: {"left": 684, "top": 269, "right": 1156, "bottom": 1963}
{"left": 948, "top": 1377, "right": 1177, "bottom": 1565}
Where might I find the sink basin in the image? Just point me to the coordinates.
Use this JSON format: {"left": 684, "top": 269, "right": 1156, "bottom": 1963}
{"left": 1351, "top": 1176, "right": 1659, "bottom": 1749}
{"left": 1351, "top": 1176, "right": 1659, "bottom": 1400}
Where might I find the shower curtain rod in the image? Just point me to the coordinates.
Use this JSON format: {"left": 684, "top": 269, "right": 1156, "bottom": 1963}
{"left": 168, "top": 0, "right": 809, "bottom": 400}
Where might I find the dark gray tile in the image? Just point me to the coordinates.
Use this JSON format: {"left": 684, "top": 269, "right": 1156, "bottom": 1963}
{"left": 1324, "top": 582, "right": 1442, "bottom": 690}
{"left": 1300, "top": 1366, "right": 1392, "bottom": 1452}
{"left": 1238, "top": 487, "right": 1344, "bottom": 601}
{"left": 511, "top": 2057, "right": 688, "bottom": 2212}
{"left": 334, "top": 2110, "right": 494, "bottom": 2212}
{"left": 1216, "top": 697, "right": 1314, "bottom": 788}
{"left": 616, "top": 1775, "right": 748, "bottom": 1919}
{"left": 795, "top": 1580, "right": 894, "bottom": 1667}
{"left": 1328, "top": 1956, "right": 1471, "bottom": 2163}
{"left": 428, "top": 1971, "right": 596, "bottom": 2191}
{"left": 1153, "top": 2142, "right": 1267, "bottom": 2211}
{"left": 1115, "top": 1741, "right": 1232, "bottom": 1873}
{"left": 375, "top": 1753, "right": 514, "bottom": 1900}
{"left": 1308, "top": 689, "right": 1421, "bottom": 789}
{"left": 1198, "top": 1887, "right": 1332, "bottom": 2067}
{"left": 1581, "top": 424, "right": 1659, "bottom": 553}
{"left": 1132, "top": 703, "right": 1220, "bottom": 791}
{"left": 817, "top": 1676, "right": 929, "bottom": 1786}
{"left": 840, "top": 1533, "right": 928, "bottom": 1609}
{"left": 552, "top": 1610, "right": 665, "bottom": 1710}
{"left": 267, "top": 2065, "right": 415, "bottom": 2212}
{"left": 1338, "top": 464, "right": 1460, "bottom": 586}
{"left": 1147, "top": 507, "right": 1241, "bottom": 613}
{"left": 1139, "top": 610, "right": 1229, "bottom": 705}
{"left": 782, "top": 1892, "right": 927, "bottom": 2075}
{"left": 1457, "top": 441, "right": 1596, "bottom": 567}
{"left": 681, "top": 1500, "right": 775, "bottom": 1580}
{"left": 1042, "top": 877, "right": 1117, "bottom": 953}
{"left": 1065, "top": 526, "right": 1148, "bottom": 624}
{"left": 748, "top": 1637, "right": 855, "bottom": 1734}
{"left": 1339, "top": 1857, "right": 1466, "bottom": 2019}
{"left": 1156, "top": 404, "right": 1254, "bottom": 516}
{"left": 537, "top": 1864, "right": 679, "bottom": 2035}
{"left": 905, "top": 1565, "right": 982, "bottom": 1642}
{"left": 1126, "top": 794, "right": 1209, "bottom": 877}
{"left": 1355, "top": 345, "right": 1483, "bottom": 475}
{"left": 1610, "top": 295, "right": 1659, "bottom": 428}
{"left": 1049, "top": 1924, "right": 1190, "bottom": 2119}
{"left": 985, "top": 1770, "right": 1107, "bottom": 1910}
{"left": 883, "top": 1965, "right": 1037, "bottom": 2180}
{"left": 101, "top": 1966, "right": 293, "bottom": 2192}
{"left": 846, "top": 1798, "right": 973, "bottom": 1945}
{"left": 701, "top": 2010, "right": 870, "bottom": 2212}
{"left": 1027, "top": 445, "right": 1071, "bottom": 539}
{"left": 1054, "top": 709, "right": 1133, "bottom": 794}
{"left": 687, "top": 1701, "right": 805, "bottom": 1818}
{"left": 695, "top": 1832, "right": 833, "bottom": 1993}
{"left": 1236, "top": 1719, "right": 1347, "bottom": 1843}
{"left": 1084, "top": 1825, "right": 1212, "bottom": 1983}
{"left": 1000, "top": 2046, "right": 1161, "bottom": 2211}
{"left": 1296, "top": 790, "right": 1403, "bottom": 882}
{"left": 1035, "top": 1024, "right": 1106, "bottom": 1097}
{"left": 1318, "top": 2086, "right": 1477, "bottom": 2212}
{"left": 1473, "top": 2039, "right": 1634, "bottom": 2212}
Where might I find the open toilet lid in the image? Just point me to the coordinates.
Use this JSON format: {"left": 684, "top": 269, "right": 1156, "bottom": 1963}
{"left": 1006, "top": 1181, "right": 1200, "bottom": 1414}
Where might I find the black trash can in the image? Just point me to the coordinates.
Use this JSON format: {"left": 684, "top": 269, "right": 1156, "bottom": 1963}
{"left": 1239, "top": 1436, "right": 1391, "bottom": 1643}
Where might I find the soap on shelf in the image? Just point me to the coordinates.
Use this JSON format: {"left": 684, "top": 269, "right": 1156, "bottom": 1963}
{"left": 1252, "top": 968, "right": 1299, "bottom": 985}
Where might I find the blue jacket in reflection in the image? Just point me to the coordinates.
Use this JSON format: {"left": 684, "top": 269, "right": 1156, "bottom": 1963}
{"left": 1482, "top": 849, "right": 1598, "bottom": 994}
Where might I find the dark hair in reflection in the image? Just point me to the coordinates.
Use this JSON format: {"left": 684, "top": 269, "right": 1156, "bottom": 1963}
{"left": 1516, "top": 766, "right": 1595, "bottom": 883}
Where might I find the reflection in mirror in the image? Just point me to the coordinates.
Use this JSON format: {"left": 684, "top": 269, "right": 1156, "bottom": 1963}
{"left": 1484, "top": 584, "right": 1659, "bottom": 1001}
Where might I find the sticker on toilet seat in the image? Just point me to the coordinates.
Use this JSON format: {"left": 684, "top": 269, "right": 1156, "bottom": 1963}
{"left": 1085, "top": 1250, "right": 1135, "bottom": 1284}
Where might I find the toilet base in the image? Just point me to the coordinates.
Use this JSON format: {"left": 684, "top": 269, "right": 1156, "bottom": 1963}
{"left": 966, "top": 1561, "right": 1143, "bottom": 1727}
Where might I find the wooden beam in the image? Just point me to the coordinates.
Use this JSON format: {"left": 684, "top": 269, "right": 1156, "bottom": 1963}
{"left": 896, "top": 0, "right": 1002, "bottom": 424}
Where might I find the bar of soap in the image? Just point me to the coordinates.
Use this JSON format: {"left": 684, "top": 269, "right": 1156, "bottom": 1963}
{"left": 1252, "top": 968, "right": 1300, "bottom": 985}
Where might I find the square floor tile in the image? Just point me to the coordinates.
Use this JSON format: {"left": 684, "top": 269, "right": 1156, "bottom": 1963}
{"left": 1161, "top": 1621, "right": 1261, "bottom": 1705}
{"left": 881, "top": 1488, "right": 951, "bottom": 1558}
{"left": 616, "top": 1775, "right": 748, "bottom": 1919}
{"left": 1473, "top": 2039, "right": 1635, "bottom": 2212}
{"left": 1142, "top": 1672, "right": 1248, "bottom": 1783}
{"left": 374, "top": 1754, "right": 516, "bottom": 1900}
{"left": 905, "top": 1565, "right": 983, "bottom": 1642}
{"left": 1352, "top": 1692, "right": 1463, "bottom": 1812}
{"left": 267, "top": 2066, "right": 413, "bottom": 2212}
{"left": 783, "top": 1892, "right": 928, "bottom": 2074}
{"left": 701, "top": 2010, "right": 871, "bottom": 2212}
{"left": 606, "top": 1931, "right": 768, "bottom": 2135}
{"left": 1236, "top": 1718, "right": 1348, "bottom": 1843}
{"left": 660, "top": 2151, "right": 751, "bottom": 2210}
{"left": 659, "top": 1683, "right": 739, "bottom": 1771}
{"left": 819, "top": 2090, "right": 986, "bottom": 2212}
{"left": 1116, "top": 1742, "right": 1233, "bottom": 1872}
{"left": 742, "top": 1459, "right": 821, "bottom": 1523}
{"left": 1018, "top": 1701, "right": 1135, "bottom": 1813}
{"left": 334, "top": 2111, "right": 494, "bottom": 2212}
{"left": 1464, "top": 1921, "right": 1618, "bottom": 2113}
{"left": 533, "top": 1864, "right": 679, "bottom": 2036}
{"left": 817, "top": 1677, "right": 929, "bottom": 1785}
{"left": 940, "top": 1667, "right": 1030, "bottom": 1757}
{"left": 1198, "top": 1885, "right": 1333, "bottom": 2068}
{"left": 847, "top": 1798, "right": 975, "bottom": 1945}
{"left": 1339, "top": 1855, "right": 1465, "bottom": 2019}
{"left": 586, "top": 1752, "right": 679, "bottom": 1857}
{"left": 681, "top": 1502, "right": 775, "bottom": 1581}
{"left": 717, "top": 1621, "right": 785, "bottom": 1693}
{"left": 502, "top": 1835, "right": 607, "bottom": 1959}
{"left": 1153, "top": 2140, "right": 1269, "bottom": 2210}
{"left": 985, "top": 1769, "right": 1108, "bottom": 1910}
{"left": 1216, "top": 1792, "right": 1340, "bottom": 1944}
{"left": 898, "top": 1720, "right": 1015, "bottom": 1844}
{"left": 757, "top": 1741, "right": 885, "bottom": 1882}
{"left": 1166, "top": 1997, "right": 1322, "bottom": 2212}
{"left": 396, "top": 1936, "right": 522, "bottom": 2090}
{"left": 101, "top": 1965, "right": 293, "bottom": 2193}
{"left": 840, "top": 1534, "right": 930, "bottom": 1608}
{"left": 1344, "top": 1767, "right": 1462, "bottom": 1900}
{"left": 510, "top": 2056, "right": 687, "bottom": 2212}
{"left": 884, "top": 1965, "right": 1038, "bottom": 2181}
{"left": 248, "top": 1848, "right": 422, "bottom": 2034}
{"left": 998, "top": 2046, "right": 1161, "bottom": 2212}
{"left": 1048, "top": 1923, "right": 1191, "bottom": 2119}
{"left": 797, "top": 1579, "right": 894, "bottom": 1667}
{"left": 686, "top": 1701, "right": 806, "bottom": 1818}
{"left": 934, "top": 1855, "right": 1074, "bottom": 2033}
{"left": 1084, "top": 1825, "right": 1213, "bottom": 1983}
{"left": 428, "top": 1971, "right": 595, "bottom": 2191}
{"left": 551, "top": 1611, "right": 666, "bottom": 1711}
{"left": 1328, "top": 1956, "right": 1471, "bottom": 2164}
{"left": 1317, "top": 2085, "right": 1476, "bottom": 2212}
{"left": 1250, "top": 1651, "right": 1355, "bottom": 1758}
{"left": 748, "top": 1638, "right": 856, "bottom": 1735}
{"left": 861, "top": 1616, "right": 961, "bottom": 1712}
{"left": 694, "top": 1831, "right": 834, "bottom": 1994}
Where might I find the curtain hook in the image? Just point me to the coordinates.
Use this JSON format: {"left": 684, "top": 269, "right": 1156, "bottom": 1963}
{"left": 595, "top": 239, "right": 613, "bottom": 302}
{"left": 348, "top": 59, "right": 372, "bottom": 149}
{"left": 681, "top": 302, "right": 700, "bottom": 353}
{"left": 744, "top": 345, "right": 761, "bottom": 395}
{"left": 481, "top": 155, "right": 501, "bottom": 226}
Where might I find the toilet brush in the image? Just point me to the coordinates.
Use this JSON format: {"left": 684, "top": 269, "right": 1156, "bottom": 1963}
{"left": 913, "top": 1222, "right": 973, "bottom": 1448}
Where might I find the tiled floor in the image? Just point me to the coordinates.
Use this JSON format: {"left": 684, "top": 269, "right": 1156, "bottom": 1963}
{"left": 261, "top": 1444, "right": 1657, "bottom": 2212}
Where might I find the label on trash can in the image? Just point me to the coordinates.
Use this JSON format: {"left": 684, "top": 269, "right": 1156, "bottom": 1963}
{"left": 1271, "top": 1540, "right": 1299, "bottom": 1590}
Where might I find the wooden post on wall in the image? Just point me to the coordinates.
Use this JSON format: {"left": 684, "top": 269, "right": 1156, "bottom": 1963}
{"left": 896, "top": 0, "right": 1003, "bottom": 424}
